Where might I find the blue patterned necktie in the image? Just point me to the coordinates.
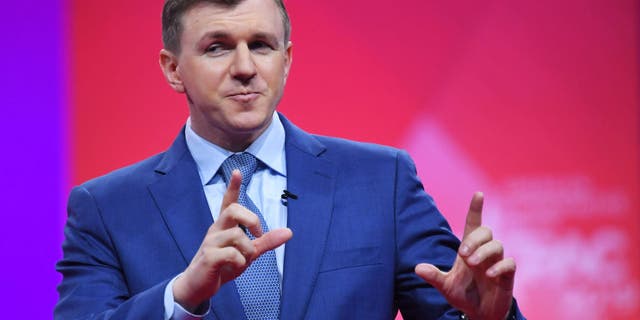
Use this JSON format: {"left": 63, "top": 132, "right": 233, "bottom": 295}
{"left": 219, "top": 152, "right": 281, "bottom": 320}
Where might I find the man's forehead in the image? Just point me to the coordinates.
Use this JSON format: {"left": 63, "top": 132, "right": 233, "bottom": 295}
{"left": 180, "top": 0, "right": 284, "bottom": 35}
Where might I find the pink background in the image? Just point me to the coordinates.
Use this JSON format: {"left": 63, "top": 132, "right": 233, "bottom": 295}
{"left": 70, "top": 1, "right": 640, "bottom": 318}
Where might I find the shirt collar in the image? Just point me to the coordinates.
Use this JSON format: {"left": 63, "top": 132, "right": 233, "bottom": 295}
{"left": 185, "top": 112, "right": 287, "bottom": 185}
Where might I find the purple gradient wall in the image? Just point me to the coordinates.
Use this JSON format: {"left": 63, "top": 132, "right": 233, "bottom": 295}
{"left": 1, "top": 1, "right": 66, "bottom": 318}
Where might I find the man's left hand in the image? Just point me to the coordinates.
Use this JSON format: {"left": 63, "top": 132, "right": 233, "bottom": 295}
{"left": 415, "top": 192, "right": 515, "bottom": 320}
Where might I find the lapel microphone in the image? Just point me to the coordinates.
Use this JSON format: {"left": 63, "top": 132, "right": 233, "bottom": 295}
{"left": 280, "top": 190, "right": 297, "bottom": 207}
{"left": 281, "top": 190, "right": 298, "bottom": 200}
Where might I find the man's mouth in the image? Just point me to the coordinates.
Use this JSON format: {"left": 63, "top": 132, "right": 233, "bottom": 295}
{"left": 228, "top": 91, "right": 261, "bottom": 103}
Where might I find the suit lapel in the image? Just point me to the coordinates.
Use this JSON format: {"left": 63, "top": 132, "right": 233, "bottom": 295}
{"left": 279, "top": 115, "right": 337, "bottom": 320}
{"left": 148, "top": 129, "right": 246, "bottom": 320}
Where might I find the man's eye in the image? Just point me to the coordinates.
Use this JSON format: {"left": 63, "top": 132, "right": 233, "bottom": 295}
{"left": 249, "top": 41, "right": 272, "bottom": 53}
{"left": 206, "top": 44, "right": 227, "bottom": 55}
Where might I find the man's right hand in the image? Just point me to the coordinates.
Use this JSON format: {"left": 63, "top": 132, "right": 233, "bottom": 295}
{"left": 172, "top": 169, "right": 293, "bottom": 312}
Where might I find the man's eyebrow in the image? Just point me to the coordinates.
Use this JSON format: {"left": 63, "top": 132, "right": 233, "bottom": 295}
{"left": 199, "top": 31, "right": 280, "bottom": 44}
{"left": 252, "top": 32, "right": 279, "bottom": 44}
{"left": 200, "top": 31, "right": 231, "bottom": 41}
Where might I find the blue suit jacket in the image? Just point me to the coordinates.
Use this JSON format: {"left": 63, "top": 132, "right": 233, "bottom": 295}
{"left": 56, "top": 114, "right": 522, "bottom": 319}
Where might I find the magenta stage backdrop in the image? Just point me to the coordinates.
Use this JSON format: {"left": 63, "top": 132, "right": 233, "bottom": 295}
{"left": 7, "top": 0, "right": 637, "bottom": 318}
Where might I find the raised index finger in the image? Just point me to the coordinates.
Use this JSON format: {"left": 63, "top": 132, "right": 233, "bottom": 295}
{"left": 463, "top": 191, "right": 484, "bottom": 238}
{"left": 220, "top": 170, "right": 242, "bottom": 211}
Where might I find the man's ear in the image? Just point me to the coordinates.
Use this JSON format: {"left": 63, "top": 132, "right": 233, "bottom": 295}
{"left": 283, "top": 41, "right": 293, "bottom": 84}
{"left": 159, "top": 49, "right": 185, "bottom": 93}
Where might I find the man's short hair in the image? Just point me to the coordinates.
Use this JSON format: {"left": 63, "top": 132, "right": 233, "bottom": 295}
{"left": 162, "top": 0, "right": 291, "bottom": 54}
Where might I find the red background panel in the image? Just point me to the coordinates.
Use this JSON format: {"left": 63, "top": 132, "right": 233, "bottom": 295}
{"left": 71, "top": 1, "right": 640, "bottom": 318}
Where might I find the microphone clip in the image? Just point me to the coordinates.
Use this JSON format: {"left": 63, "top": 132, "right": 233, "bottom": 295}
{"left": 281, "top": 190, "right": 298, "bottom": 200}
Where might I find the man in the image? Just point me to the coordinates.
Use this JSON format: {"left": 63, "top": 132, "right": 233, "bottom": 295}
{"left": 56, "top": 0, "right": 525, "bottom": 319}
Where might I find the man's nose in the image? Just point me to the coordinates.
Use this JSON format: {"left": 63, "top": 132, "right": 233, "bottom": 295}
{"left": 230, "top": 43, "right": 257, "bottom": 83}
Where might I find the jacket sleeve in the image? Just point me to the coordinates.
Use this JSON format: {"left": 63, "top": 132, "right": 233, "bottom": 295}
{"left": 55, "top": 186, "right": 169, "bottom": 320}
{"left": 392, "top": 150, "right": 463, "bottom": 320}
{"left": 393, "top": 150, "right": 526, "bottom": 320}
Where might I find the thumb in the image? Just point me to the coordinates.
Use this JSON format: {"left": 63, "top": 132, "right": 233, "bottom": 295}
{"left": 253, "top": 228, "right": 293, "bottom": 258}
{"left": 415, "top": 263, "right": 447, "bottom": 291}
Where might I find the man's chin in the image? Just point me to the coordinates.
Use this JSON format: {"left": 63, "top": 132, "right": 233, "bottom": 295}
{"left": 225, "top": 113, "right": 272, "bottom": 134}
{"left": 230, "top": 109, "right": 274, "bottom": 128}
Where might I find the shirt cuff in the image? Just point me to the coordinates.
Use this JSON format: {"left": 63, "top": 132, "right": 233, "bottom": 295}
{"left": 164, "top": 274, "right": 211, "bottom": 320}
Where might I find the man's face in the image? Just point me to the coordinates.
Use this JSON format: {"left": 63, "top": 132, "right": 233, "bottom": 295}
{"left": 161, "top": 0, "right": 292, "bottom": 151}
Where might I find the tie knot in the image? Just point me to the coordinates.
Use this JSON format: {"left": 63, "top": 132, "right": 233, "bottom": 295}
{"left": 220, "top": 152, "right": 258, "bottom": 186}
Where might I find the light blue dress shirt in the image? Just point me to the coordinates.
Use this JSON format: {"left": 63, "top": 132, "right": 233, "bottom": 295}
{"left": 164, "top": 113, "right": 288, "bottom": 319}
